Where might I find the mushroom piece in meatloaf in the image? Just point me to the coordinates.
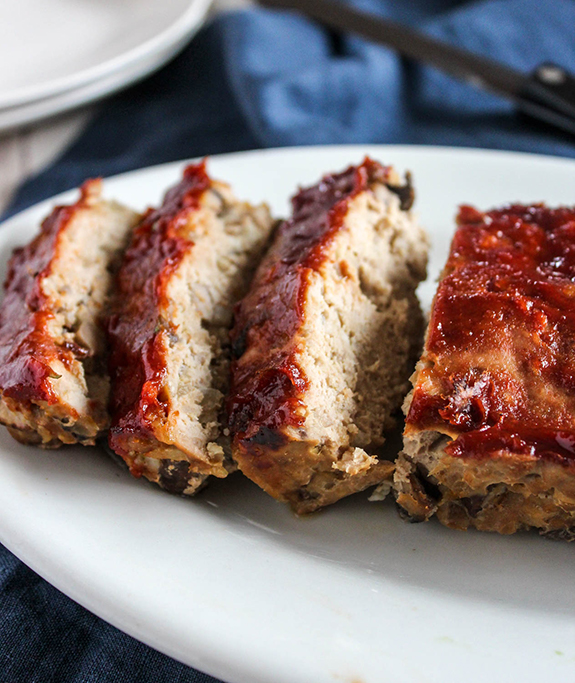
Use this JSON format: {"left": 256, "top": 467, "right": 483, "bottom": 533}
{"left": 106, "top": 161, "right": 274, "bottom": 495}
{"left": 228, "top": 158, "right": 429, "bottom": 513}
{"left": 395, "top": 203, "right": 575, "bottom": 539}
{"left": 0, "top": 180, "right": 140, "bottom": 447}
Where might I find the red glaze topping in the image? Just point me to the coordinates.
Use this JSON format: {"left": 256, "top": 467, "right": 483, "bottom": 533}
{"left": 228, "top": 158, "right": 392, "bottom": 445}
{"left": 406, "top": 203, "right": 575, "bottom": 465}
{"left": 0, "top": 182, "right": 98, "bottom": 408}
{"left": 107, "top": 161, "right": 210, "bottom": 457}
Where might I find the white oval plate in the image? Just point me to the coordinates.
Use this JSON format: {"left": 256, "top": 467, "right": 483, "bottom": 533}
{"left": 1, "top": 146, "right": 575, "bottom": 683}
{"left": 0, "top": 0, "right": 211, "bottom": 111}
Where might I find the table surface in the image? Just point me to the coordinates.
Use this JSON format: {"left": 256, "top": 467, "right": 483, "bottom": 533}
{"left": 0, "top": 0, "right": 247, "bottom": 216}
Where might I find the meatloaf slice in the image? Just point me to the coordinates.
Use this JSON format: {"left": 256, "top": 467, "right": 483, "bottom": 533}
{"left": 396, "top": 204, "right": 575, "bottom": 539}
{"left": 228, "top": 158, "right": 428, "bottom": 513}
{"left": 0, "top": 180, "right": 140, "bottom": 447}
{"left": 107, "top": 161, "right": 273, "bottom": 495}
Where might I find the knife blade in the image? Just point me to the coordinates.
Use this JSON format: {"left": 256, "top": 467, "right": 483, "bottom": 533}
{"left": 260, "top": 0, "right": 575, "bottom": 137}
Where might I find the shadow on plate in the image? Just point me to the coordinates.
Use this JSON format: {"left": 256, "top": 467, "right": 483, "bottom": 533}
{"left": 2, "top": 427, "right": 574, "bottom": 620}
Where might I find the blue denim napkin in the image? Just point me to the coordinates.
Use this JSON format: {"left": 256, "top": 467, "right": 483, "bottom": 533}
{"left": 2, "top": 1, "right": 575, "bottom": 681}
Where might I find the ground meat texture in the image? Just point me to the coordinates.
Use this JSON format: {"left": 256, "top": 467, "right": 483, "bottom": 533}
{"left": 106, "top": 161, "right": 273, "bottom": 495}
{"left": 394, "top": 203, "right": 575, "bottom": 539}
{"left": 0, "top": 180, "right": 140, "bottom": 447}
{"left": 228, "top": 158, "right": 429, "bottom": 513}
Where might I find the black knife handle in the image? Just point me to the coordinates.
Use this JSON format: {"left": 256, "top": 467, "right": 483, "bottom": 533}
{"left": 518, "top": 63, "right": 575, "bottom": 136}
{"left": 261, "top": 0, "right": 575, "bottom": 139}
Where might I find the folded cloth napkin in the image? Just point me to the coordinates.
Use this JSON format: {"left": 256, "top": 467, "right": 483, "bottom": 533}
{"left": 221, "top": 0, "right": 575, "bottom": 151}
{"left": 2, "top": 1, "right": 575, "bottom": 681}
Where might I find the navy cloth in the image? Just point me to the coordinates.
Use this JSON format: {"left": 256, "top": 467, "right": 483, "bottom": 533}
{"left": 2, "top": 1, "right": 575, "bottom": 681}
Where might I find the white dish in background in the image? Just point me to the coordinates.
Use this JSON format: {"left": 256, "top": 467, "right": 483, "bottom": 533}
{"left": 0, "top": 0, "right": 211, "bottom": 128}
{"left": 0, "top": 33, "right": 195, "bottom": 133}
{"left": 1, "top": 146, "right": 575, "bottom": 683}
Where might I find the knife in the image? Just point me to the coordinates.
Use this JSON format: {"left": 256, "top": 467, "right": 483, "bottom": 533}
{"left": 260, "top": 0, "right": 575, "bottom": 137}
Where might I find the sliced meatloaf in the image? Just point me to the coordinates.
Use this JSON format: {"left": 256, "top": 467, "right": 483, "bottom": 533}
{"left": 0, "top": 180, "right": 140, "bottom": 447}
{"left": 396, "top": 204, "right": 575, "bottom": 539}
{"left": 107, "top": 161, "right": 273, "bottom": 495}
{"left": 228, "top": 158, "right": 428, "bottom": 513}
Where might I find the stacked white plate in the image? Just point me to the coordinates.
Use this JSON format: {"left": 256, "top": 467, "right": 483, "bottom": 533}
{"left": 0, "top": 0, "right": 212, "bottom": 132}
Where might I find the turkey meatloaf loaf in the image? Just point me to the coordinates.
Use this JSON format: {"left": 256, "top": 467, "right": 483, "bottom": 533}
{"left": 396, "top": 203, "right": 575, "bottom": 539}
{"left": 228, "top": 158, "right": 429, "bottom": 513}
{"left": 0, "top": 180, "right": 140, "bottom": 447}
{"left": 107, "top": 161, "right": 273, "bottom": 495}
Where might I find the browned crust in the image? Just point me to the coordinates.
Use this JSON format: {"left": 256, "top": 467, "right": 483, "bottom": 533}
{"left": 396, "top": 431, "right": 575, "bottom": 539}
{"left": 235, "top": 436, "right": 395, "bottom": 514}
{"left": 0, "top": 180, "right": 116, "bottom": 447}
{"left": 103, "top": 442, "right": 209, "bottom": 496}
{"left": 228, "top": 158, "right": 415, "bottom": 513}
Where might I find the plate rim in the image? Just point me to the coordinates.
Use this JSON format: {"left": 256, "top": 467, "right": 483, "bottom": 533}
{"left": 4, "top": 143, "right": 575, "bottom": 222}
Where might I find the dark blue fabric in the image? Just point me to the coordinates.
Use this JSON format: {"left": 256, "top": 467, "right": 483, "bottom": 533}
{"left": 220, "top": 0, "right": 575, "bottom": 151}
{"left": 2, "top": 1, "right": 575, "bottom": 681}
